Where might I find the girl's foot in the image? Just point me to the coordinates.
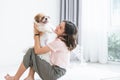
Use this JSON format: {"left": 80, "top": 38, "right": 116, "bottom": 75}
{"left": 24, "top": 76, "right": 34, "bottom": 80}
{"left": 4, "top": 74, "right": 15, "bottom": 80}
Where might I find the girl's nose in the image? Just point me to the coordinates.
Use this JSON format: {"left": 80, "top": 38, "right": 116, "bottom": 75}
{"left": 56, "top": 26, "right": 59, "bottom": 29}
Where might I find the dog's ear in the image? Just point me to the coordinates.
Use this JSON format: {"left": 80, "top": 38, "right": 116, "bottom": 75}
{"left": 34, "top": 15, "right": 40, "bottom": 23}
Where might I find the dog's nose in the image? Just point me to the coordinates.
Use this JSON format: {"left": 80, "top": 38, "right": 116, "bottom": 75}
{"left": 45, "top": 18, "right": 47, "bottom": 20}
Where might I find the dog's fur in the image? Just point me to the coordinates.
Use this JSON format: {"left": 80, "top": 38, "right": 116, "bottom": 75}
{"left": 34, "top": 13, "right": 57, "bottom": 63}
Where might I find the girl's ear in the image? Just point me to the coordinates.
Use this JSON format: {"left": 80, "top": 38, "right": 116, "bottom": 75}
{"left": 62, "top": 33, "right": 67, "bottom": 36}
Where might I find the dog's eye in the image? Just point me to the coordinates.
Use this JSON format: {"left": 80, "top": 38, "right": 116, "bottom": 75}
{"left": 41, "top": 16, "right": 45, "bottom": 21}
{"left": 47, "top": 16, "right": 50, "bottom": 18}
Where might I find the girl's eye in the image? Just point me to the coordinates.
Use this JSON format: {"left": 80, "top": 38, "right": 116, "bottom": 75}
{"left": 60, "top": 26, "right": 62, "bottom": 29}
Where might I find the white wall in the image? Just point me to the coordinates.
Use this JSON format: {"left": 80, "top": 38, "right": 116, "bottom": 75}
{"left": 0, "top": 0, "right": 60, "bottom": 67}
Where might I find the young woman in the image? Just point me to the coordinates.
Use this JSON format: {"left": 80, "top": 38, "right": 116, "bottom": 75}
{"left": 5, "top": 20, "right": 78, "bottom": 80}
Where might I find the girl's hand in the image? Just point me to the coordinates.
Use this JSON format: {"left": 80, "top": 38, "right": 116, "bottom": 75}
{"left": 34, "top": 22, "right": 39, "bottom": 34}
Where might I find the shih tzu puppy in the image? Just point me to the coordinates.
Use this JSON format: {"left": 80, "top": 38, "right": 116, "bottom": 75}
{"left": 34, "top": 13, "right": 57, "bottom": 63}
{"left": 34, "top": 13, "right": 53, "bottom": 33}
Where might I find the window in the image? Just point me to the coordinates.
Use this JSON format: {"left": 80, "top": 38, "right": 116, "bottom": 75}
{"left": 111, "top": 0, "right": 120, "bottom": 26}
{"left": 108, "top": 0, "right": 120, "bottom": 62}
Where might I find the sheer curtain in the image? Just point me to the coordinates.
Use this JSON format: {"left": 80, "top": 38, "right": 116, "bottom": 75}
{"left": 60, "top": 0, "right": 109, "bottom": 63}
{"left": 81, "top": 0, "right": 110, "bottom": 63}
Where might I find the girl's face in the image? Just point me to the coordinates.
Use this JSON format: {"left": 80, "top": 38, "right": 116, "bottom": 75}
{"left": 55, "top": 22, "right": 65, "bottom": 36}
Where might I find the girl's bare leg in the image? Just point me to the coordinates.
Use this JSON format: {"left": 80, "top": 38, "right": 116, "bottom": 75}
{"left": 4, "top": 62, "right": 26, "bottom": 80}
{"left": 24, "top": 67, "right": 35, "bottom": 80}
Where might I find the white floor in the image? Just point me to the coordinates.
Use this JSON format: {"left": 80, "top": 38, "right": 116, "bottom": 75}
{"left": 59, "top": 62, "right": 120, "bottom": 80}
{"left": 1, "top": 62, "right": 120, "bottom": 80}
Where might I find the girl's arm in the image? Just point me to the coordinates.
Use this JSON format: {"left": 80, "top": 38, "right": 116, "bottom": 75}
{"left": 34, "top": 23, "right": 51, "bottom": 54}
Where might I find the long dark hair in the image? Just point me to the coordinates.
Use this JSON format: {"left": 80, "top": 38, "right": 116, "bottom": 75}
{"left": 59, "top": 20, "right": 78, "bottom": 51}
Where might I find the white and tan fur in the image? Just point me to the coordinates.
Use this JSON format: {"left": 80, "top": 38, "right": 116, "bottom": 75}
{"left": 34, "top": 13, "right": 57, "bottom": 63}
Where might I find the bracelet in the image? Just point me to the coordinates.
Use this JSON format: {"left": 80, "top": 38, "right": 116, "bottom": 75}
{"left": 34, "top": 34, "right": 40, "bottom": 36}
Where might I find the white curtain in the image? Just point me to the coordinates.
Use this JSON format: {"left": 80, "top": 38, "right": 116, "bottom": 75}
{"left": 60, "top": 0, "right": 110, "bottom": 63}
{"left": 81, "top": 0, "right": 110, "bottom": 63}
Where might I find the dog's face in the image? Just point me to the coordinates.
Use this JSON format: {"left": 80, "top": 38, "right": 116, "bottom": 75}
{"left": 34, "top": 13, "right": 52, "bottom": 32}
{"left": 34, "top": 13, "right": 50, "bottom": 24}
